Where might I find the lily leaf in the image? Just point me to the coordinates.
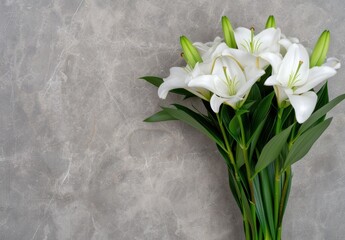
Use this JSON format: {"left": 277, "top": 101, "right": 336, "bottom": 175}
{"left": 144, "top": 110, "right": 177, "bottom": 122}
{"left": 140, "top": 76, "right": 163, "bottom": 87}
{"left": 284, "top": 118, "right": 332, "bottom": 169}
{"left": 162, "top": 106, "right": 226, "bottom": 151}
{"left": 254, "top": 124, "right": 294, "bottom": 175}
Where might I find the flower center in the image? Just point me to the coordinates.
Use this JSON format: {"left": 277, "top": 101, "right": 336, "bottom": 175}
{"left": 288, "top": 60, "right": 304, "bottom": 88}
{"left": 223, "top": 66, "right": 238, "bottom": 96}
{"left": 240, "top": 27, "right": 263, "bottom": 54}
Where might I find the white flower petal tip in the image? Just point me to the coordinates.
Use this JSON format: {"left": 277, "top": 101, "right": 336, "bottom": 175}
{"left": 323, "top": 57, "right": 341, "bottom": 70}
{"left": 288, "top": 91, "right": 317, "bottom": 123}
{"left": 264, "top": 76, "right": 278, "bottom": 86}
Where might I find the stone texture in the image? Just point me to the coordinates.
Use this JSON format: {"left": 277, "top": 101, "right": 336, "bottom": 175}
{"left": 0, "top": 0, "right": 345, "bottom": 239}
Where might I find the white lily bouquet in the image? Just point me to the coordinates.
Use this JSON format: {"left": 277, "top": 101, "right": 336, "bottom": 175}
{"left": 141, "top": 16, "right": 345, "bottom": 240}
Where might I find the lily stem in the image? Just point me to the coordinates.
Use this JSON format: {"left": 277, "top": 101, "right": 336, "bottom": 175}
{"left": 274, "top": 108, "right": 284, "bottom": 231}
{"left": 216, "top": 113, "right": 240, "bottom": 183}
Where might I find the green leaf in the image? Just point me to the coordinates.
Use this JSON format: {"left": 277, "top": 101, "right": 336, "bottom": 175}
{"left": 247, "top": 83, "right": 262, "bottom": 102}
{"left": 252, "top": 92, "right": 274, "bottom": 130}
{"left": 144, "top": 110, "right": 177, "bottom": 122}
{"left": 253, "top": 177, "right": 267, "bottom": 234}
{"left": 249, "top": 119, "right": 267, "bottom": 160}
{"left": 259, "top": 169, "right": 276, "bottom": 239}
{"left": 162, "top": 106, "right": 226, "bottom": 151}
{"left": 140, "top": 76, "right": 195, "bottom": 98}
{"left": 229, "top": 116, "right": 241, "bottom": 144}
{"left": 241, "top": 189, "right": 254, "bottom": 228}
{"left": 284, "top": 118, "right": 332, "bottom": 168}
{"left": 254, "top": 125, "right": 294, "bottom": 175}
{"left": 170, "top": 89, "right": 195, "bottom": 98}
{"left": 316, "top": 82, "right": 329, "bottom": 111}
{"left": 299, "top": 94, "right": 345, "bottom": 134}
{"left": 236, "top": 142, "right": 245, "bottom": 169}
{"left": 228, "top": 168, "right": 242, "bottom": 209}
{"left": 216, "top": 144, "right": 231, "bottom": 168}
{"left": 140, "top": 76, "right": 163, "bottom": 87}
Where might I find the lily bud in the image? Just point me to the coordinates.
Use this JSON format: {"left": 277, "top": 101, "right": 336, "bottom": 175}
{"left": 180, "top": 36, "right": 202, "bottom": 68}
{"left": 221, "top": 16, "right": 237, "bottom": 48}
{"left": 310, "top": 30, "right": 330, "bottom": 67}
{"left": 265, "top": 15, "right": 276, "bottom": 28}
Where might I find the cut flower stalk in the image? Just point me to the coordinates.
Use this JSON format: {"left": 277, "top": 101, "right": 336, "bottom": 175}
{"left": 141, "top": 15, "right": 344, "bottom": 239}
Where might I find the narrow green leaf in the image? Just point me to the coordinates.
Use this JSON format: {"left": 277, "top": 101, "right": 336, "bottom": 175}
{"left": 140, "top": 76, "right": 195, "bottom": 97}
{"left": 254, "top": 125, "right": 294, "bottom": 175}
{"left": 249, "top": 119, "right": 267, "bottom": 160}
{"left": 228, "top": 168, "right": 242, "bottom": 210}
{"left": 144, "top": 110, "right": 177, "bottom": 122}
{"left": 140, "top": 76, "right": 163, "bottom": 87}
{"left": 284, "top": 118, "right": 332, "bottom": 168}
{"left": 162, "top": 106, "right": 226, "bottom": 151}
{"left": 253, "top": 176, "right": 267, "bottom": 233}
{"left": 259, "top": 169, "right": 276, "bottom": 239}
{"left": 241, "top": 189, "right": 254, "bottom": 228}
{"left": 247, "top": 83, "right": 262, "bottom": 102}
{"left": 170, "top": 88, "right": 195, "bottom": 98}
{"left": 252, "top": 92, "right": 274, "bottom": 130}
{"left": 316, "top": 82, "right": 329, "bottom": 111}
{"left": 299, "top": 94, "right": 345, "bottom": 134}
{"left": 216, "top": 144, "right": 231, "bottom": 168}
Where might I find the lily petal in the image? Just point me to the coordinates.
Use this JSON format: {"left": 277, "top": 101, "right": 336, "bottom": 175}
{"left": 222, "top": 48, "right": 257, "bottom": 69}
{"left": 323, "top": 57, "right": 341, "bottom": 70}
{"left": 264, "top": 75, "right": 279, "bottom": 86}
{"left": 294, "top": 66, "right": 336, "bottom": 94}
{"left": 259, "top": 52, "right": 282, "bottom": 74}
{"left": 254, "top": 28, "right": 281, "bottom": 53}
{"left": 210, "top": 94, "right": 241, "bottom": 113}
{"left": 188, "top": 75, "right": 229, "bottom": 98}
{"left": 288, "top": 91, "right": 317, "bottom": 123}
{"left": 158, "top": 67, "right": 190, "bottom": 99}
{"left": 234, "top": 27, "right": 252, "bottom": 52}
{"left": 276, "top": 44, "right": 309, "bottom": 87}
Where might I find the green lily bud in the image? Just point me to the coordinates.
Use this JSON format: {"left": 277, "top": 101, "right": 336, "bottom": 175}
{"left": 222, "top": 16, "right": 237, "bottom": 48}
{"left": 180, "top": 36, "right": 202, "bottom": 68}
{"left": 310, "top": 30, "right": 330, "bottom": 67}
{"left": 265, "top": 15, "right": 276, "bottom": 28}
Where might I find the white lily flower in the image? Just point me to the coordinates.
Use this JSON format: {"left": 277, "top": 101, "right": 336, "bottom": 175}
{"left": 158, "top": 63, "right": 210, "bottom": 100}
{"left": 233, "top": 27, "right": 282, "bottom": 69}
{"left": 188, "top": 56, "right": 265, "bottom": 112}
{"left": 265, "top": 43, "right": 338, "bottom": 123}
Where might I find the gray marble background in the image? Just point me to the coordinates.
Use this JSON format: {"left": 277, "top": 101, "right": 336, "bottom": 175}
{"left": 1, "top": 0, "right": 345, "bottom": 239}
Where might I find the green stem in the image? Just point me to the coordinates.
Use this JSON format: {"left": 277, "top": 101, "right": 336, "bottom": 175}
{"left": 216, "top": 114, "right": 239, "bottom": 180}
{"left": 274, "top": 162, "right": 281, "bottom": 230}
{"left": 278, "top": 166, "right": 291, "bottom": 227}
{"left": 237, "top": 114, "right": 255, "bottom": 203}
{"left": 274, "top": 108, "right": 284, "bottom": 230}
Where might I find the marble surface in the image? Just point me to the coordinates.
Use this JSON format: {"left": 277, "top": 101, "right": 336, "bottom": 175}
{"left": 1, "top": 0, "right": 345, "bottom": 239}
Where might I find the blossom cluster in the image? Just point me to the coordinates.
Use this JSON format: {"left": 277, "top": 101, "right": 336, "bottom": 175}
{"left": 158, "top": 17, "right": 340, "bottom": 123}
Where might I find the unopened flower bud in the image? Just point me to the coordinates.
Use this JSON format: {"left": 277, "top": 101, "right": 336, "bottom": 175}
{"left": 222, "top": 16, "right": 237, "bottom": 48}
{"left": 180, "top": 36, "right": 202, "bottom": 68}
{"left": 265, "top": 15, "right": 276, "bottom": 29}
{"left": 310, "top": 30, "right": 330, "bottom": 67}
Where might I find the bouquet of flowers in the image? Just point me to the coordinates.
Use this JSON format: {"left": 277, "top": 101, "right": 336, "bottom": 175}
{"left": 141, "top": 15, "right": 344, "bottom": 240}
